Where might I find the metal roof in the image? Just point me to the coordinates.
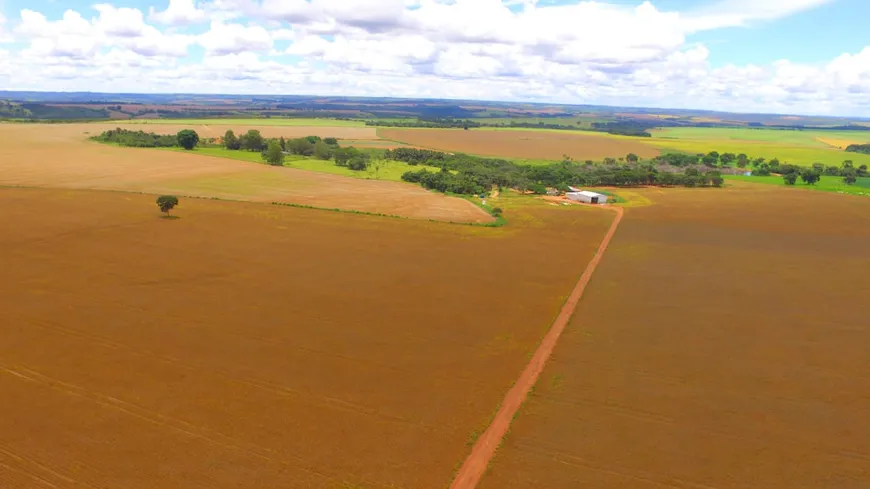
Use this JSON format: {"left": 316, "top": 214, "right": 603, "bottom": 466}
{"left": 567, "top": 190, "right": 606, "bottom": 198}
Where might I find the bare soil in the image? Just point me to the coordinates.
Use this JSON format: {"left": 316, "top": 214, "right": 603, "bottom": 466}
{"left": 379, "top": 128, "right": 660, "bottom": 161}
{"left": 0, "top": 123, "right": 487, "bottom": 223}
{"left": 451, "top": 206, "right": 623, "bottom": 489}
{"left": 0, "top": 188, "right": 613, "bottom": 489}
{"left": 480, "top": 183, "right": 870, "bottom": 489}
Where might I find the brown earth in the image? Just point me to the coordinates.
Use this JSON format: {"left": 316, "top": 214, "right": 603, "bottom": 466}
{"left": 0, "top": 123, "right": 486, "bottom": 223}
{"left": 110, "top": 122, "right": 378, "bottom": 139}
{"left": 0, "top": 188, "right": 613, "bottom": 489}
{"left": 480, "top": 183, "right": 870, "bottom": 489}
{"left": 379, "top": 128, "right": 659, "bottom": 161}
{"left": 451, "top": 206, "right": 623, "bottom": 489}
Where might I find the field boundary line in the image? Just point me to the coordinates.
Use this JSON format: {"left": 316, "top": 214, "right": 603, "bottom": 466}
{"left": 449, "top": 205, "right": 624, "bottom": 489}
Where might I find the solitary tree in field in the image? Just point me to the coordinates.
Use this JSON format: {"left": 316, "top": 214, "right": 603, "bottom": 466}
{"left": 263, "top": 140, "right": 285, "bottom": 166}
{"left": 844, "top": 174, "right": 858, "bottom": 185}
{"left": 177, "top": 130, "right": 199, "bottom": 150}
{"left": 626, "top": 153, "right": 639, "bottom": 163}
{"left": 156, "top": 195, "right": 179, "bottom": 216}
{"left": 783, "top": 173, "right": 798, "bottom": 185}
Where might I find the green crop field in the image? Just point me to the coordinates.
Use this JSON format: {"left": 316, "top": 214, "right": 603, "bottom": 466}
{"left": 648, "top": 127, "right": 870, "bottom": 167}
{"left": 167, "top": 146, "right": 440, "bottom": 183}
{"left": 725, "top": 174, "right": 870, "bottom": 196}
{"left": 117, "top": 118, "right": 366, "bottom": 127}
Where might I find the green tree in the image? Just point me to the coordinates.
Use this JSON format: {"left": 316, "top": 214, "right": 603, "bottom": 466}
{"left": 324, "top": 137, "right": 338, "bottom": 146}
{"left": 720, "top": 153, "right": 736, "bottom": 165}
{"left": 223, "top": 129, "right": 240, "bottom": 150}
{"left": 800, "top": 169, "right": 821, "bottom": 185}
{"left": 240, "top": 130, "right": 264, "bottom": 152}
{"left": 844, "top": 174, "right": 858, "bottom": 185}
{"left": 625, "top": 153, "right": 639, "bottom": 163}
{"left": 313, "top": 140, "right": 332, "bottom": 160}
{"left": 287, "top": 137, "right": 315, "bottom": 156}
{"left": 279, "top": 136, "right": 286, "bottom": 151}
{"left": 263, "top": 140, "right": 285, "bottom": 166}
{"left": 156, "top": 195, "right": 179, "bottom": 215}
{"left": 176, "top": 129, "right": 199, "bottom": 150}
{"left": 348, "top": 157, "right": 368, "bottom": 171}
{"left": 783, "top": 173, "right": 798, "bottom": 185}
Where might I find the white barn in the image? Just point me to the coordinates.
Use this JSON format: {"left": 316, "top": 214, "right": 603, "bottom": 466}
{"left": 566, "top": 190, "right": 608, "bottom": 204}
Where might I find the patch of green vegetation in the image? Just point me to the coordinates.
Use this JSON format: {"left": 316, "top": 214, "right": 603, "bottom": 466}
{"left": 166, "top": 146, "right": 441, "bottom": 183}
{"left": 114, "top": 118, "right": 365, "bottom": 127}
{"left": 649, "top": 127, "right": 870, "bottom": 167}
{"left": 725, "top": 174, "right": 870, "bottom": 196}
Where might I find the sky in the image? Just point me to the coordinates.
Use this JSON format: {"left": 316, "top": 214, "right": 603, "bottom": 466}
{"left": 0, "top": 0, "right": 869, "bottom": 116}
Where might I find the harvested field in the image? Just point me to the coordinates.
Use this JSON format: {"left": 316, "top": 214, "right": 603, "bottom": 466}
{"left": 0, "top": 123, "right": 486, "bottom": 223}
{"left": 108, "top": 121, "right": 376, "bottom": 138}
{"left": 378, "top": 128, "right": 659, "bottom": 161}
{"left": 480, "top": 183, "right": 870, "bottom": 489}
{"left": 0, "top": 187, "right": 613, "bottom": 489}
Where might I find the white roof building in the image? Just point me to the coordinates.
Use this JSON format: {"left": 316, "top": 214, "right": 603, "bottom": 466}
{"left": 566, "top": 190, "right": 608, "bottom": 204}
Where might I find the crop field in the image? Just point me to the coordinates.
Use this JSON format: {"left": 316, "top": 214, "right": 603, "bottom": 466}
{"left": 117, "top": 118, "right": 368, "bottom": 127}
{"left": 480, "top": 183, "right": 870, "bottom": 489}
{"left": 378, "top": 128, "right": 659, "bottom": 161}
{"left": 649, "top": 126, "right": 870, "bottom": 167}
{"left": 0, "top": 123, "right": 485, "bottom": 222}
{"left": 109, "top": 121, "right": 377, "bottom": 139}
{"left": 0, "top": 187, "right": 614, "bottom": 489}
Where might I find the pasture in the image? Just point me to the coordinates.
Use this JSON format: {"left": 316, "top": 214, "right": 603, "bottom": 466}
{"left": 0, "top": 123, "right": 486, "bottom": 223}
{"left": 0, "top": 187, "right": 614, "bottom": 489}
{"left": 649, "top": 126, "right": 870, "bottom": 167}
{"left": 480, "top": 183, "right": 870, "bottom": 488}
{"left": 378, "top": 128, "right": 659, "bottom": 161}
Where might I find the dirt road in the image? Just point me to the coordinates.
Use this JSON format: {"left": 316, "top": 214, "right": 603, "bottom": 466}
{"left": 450, "top": 205, "right": 625, "bottom": 489}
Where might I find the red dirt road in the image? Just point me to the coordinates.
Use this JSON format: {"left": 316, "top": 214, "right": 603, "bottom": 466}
{"left": 450, "top": 205, "right": 624, "bottom": 489}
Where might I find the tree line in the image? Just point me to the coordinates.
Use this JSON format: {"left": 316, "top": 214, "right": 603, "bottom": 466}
{"left": 845, "top": 143, "right": 870, "bottom": 154}
{"left": 389, "top": 148, "right": 725, "bottom": 196}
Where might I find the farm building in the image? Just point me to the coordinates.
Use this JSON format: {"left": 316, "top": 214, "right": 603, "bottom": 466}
{"left": 566, "top": 190, "right": 608, "bottom": 204}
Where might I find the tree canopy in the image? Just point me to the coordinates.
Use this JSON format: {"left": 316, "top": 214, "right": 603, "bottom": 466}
{"left": 156, "top": 195, "right": 179, "bottom": 215}
{"left": 176, "top": 129, "right": 199, "bottom": 150}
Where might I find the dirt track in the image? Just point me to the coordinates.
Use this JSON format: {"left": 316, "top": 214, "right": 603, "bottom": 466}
{"left": 480, "top": 184, "right": 870, "bottom": 488}
{"left": 0, "top": 188, "right": 613, "bottom": 488}
{"left": 0, "top": 123, "right": 489, "bottom": 223}
{"left": 451, "top": 205, "right": 624, "bottom": 489}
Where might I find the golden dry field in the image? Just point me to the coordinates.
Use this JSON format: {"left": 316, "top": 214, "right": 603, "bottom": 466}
{"left": 0, "top": 123, "right": 488, "bottom": 223}
{"left": 481, "top": 183, "right": 870, "bottom": 489}
{"left": 379, "top": 128, "right": 659, "bottom": 161}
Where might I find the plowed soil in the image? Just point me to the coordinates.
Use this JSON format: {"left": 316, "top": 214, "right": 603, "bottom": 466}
{"left": 0, "top": 123, "right": 488, "bottom": 223}
{"left": 379, "top": 128, "right": 659, "bottom": 161}
{"left": 0, "top": 188, "right": 613, "bottom": 489}
{"left": 480, "top": 183, "right": 870, "bottom": 489}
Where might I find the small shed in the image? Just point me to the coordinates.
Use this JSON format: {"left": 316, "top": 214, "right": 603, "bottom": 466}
{"left": 566, "top": 190, "right": 608, "bottom": 204}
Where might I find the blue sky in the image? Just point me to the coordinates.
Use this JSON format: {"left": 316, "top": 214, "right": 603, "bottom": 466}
{"left": 1, "top": 0, "right": 869, "bottom": 116}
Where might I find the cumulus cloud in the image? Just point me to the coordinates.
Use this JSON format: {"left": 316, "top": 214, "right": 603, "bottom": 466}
{"left": 3, "top": 0, "right": 870, "bottom": 116}
{"left": 149, "top": 0, "right": 208, "bottom": 26}
{"left": 197, "top": 21, "right": 273, "bottom": 54}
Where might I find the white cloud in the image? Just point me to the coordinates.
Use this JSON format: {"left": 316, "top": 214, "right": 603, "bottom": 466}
{"left": 3, "top": 0, "right": 870, "bottom": 116}
{"left": 149, "top": 0, "right": 208, "bottom": 26}
{"left": 197, "top": 21, "right": 273, "bottom": 54}
{"left": 681, "top": 0, "right": 836, "bottom": 32}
